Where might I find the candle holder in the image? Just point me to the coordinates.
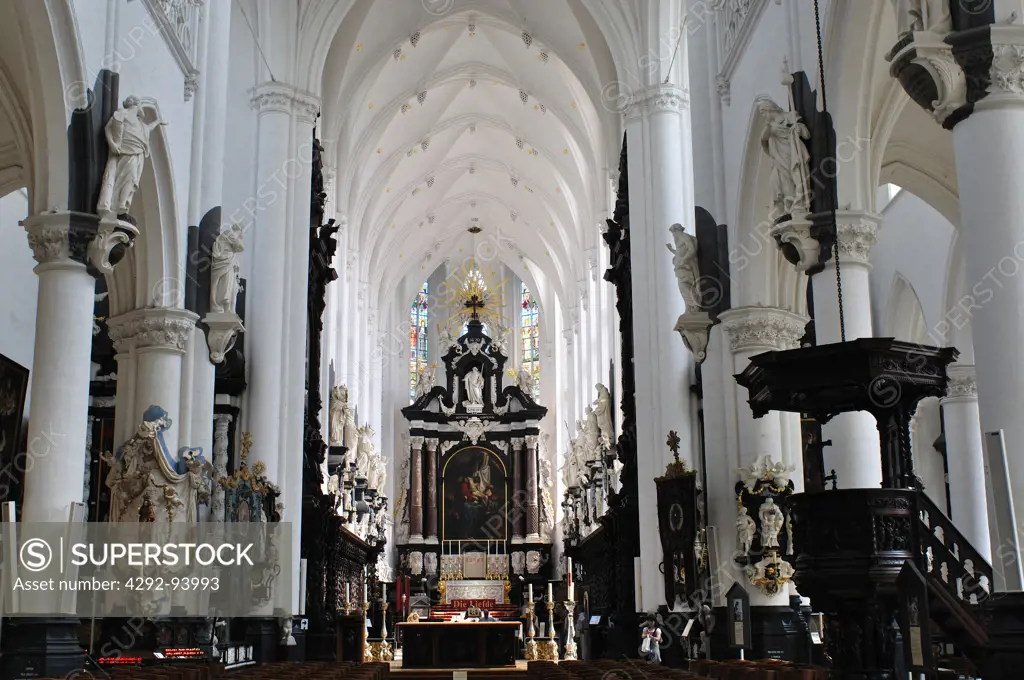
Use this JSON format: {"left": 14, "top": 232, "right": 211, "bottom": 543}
{"left": 344, "top": 598, "right": 351, "bottom": 615}
{"left": 361, "top": 601, "right": 372, "bottom": 662}
{"left": 536, "top": 600, "right": 560, "bottom": 661}
{"left": 379, "top": 601, "right": 394, "bottom": 661}
{"left": 525, "top": 601, "right": 537, "bottom": 660}
{"left": 563, "top": 601, "right": 577, "bottom": 660}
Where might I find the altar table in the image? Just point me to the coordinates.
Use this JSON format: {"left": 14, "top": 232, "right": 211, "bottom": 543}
{"left": 397, "top": 621, "right": 520, "bottom": 668}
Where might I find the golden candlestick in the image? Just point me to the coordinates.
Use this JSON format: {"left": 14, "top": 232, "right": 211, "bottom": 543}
{"left": 536, "top": 600, "right": 560, "bottom": 660}
{"left": 525, "top": 601, "right": 537, "bottom": 660}
{"left": 379, "top": 601, "right": 393, "bottom": 661}
{"left": 361, "top": 602, "right": 372, "bottom": 662}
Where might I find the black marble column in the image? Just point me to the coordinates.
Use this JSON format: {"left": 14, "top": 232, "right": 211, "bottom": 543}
{"left": 425, "top": 438, "right": 438, "bottom": 540}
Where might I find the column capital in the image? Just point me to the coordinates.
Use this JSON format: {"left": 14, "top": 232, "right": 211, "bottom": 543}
{"left": 888, "top": 25, "right": 1024, "bottom": 129}
{"left": 424, "top": 438, "right": 438, "bottom": 452}
{"left": 942, "top": 364, "right": 978, "bottom": 402}
{"left": 250, "top": 82, "right": 321, "bottom": 121}
{"left": 511, "top": 437, "right": 526, "bottom": 448}
{"left": 410, "top": 436, "right": 425, "bottom": 449}
{"left": 107, "top": 307, "right": 199, "bottom": 355}
{"left": 624, "top": 84, "right": 689, "bottom": 122}
{"left": 22, "top": 211, "right": 137, "bottom": 276}
{"left": 834, "top": 211, "right": 881, "bottom": 266}
{"left": 525, "top": 434, "right": 539, "bottom": 449}
{"left": 720, "top": 305, "right": 808, "bottom": 353}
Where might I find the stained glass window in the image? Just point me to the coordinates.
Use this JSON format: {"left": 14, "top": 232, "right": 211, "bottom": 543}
{"left": 410, "top": 282, "right": 429, "bottom": 401}
{"left": 521, "top": 283, "right": 540, "bottom": 399}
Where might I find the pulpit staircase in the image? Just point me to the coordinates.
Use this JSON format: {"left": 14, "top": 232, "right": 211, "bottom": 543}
{"left": 915, "top": 492, "right": 992, "bottom": 676}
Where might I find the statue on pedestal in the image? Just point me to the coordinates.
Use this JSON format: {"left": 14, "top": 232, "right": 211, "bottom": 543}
{"left": 97, "top": 96, "right": 168, "bottom": 215}
{"left": 736, "top": 507, "right": 757, "bottom": 556}
{"left": 581, "top": 405, "right": 600, "bottom": 462}
{"left": 757, "top": 98, "right": 811, "bottom": 217}
{"left": 209, "top": 224, "right": 244, "bottom": 314}
{"left": 329, "top": 386, "right": 347, "bottom": 447}
{"left": 759, "top": 498, "right": 785, "bottom": 549}
{"left": 666, "top": 224, "right": 702, "bottom": 311}
{"left": 355, "top": 426, "right": 375, "bottom": 480}
{"left": 463, "top": 367, "right": 485, "bottom": 407}
{"left": 517, "top": 365, "right": 535, "bottom": 396}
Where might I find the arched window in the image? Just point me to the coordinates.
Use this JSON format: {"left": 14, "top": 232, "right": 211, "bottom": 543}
{"left": 410, "top": 282, "right": 429, "bottom": 401}
{"left": 521, "top": 283, "right": 540, "bottom": 398}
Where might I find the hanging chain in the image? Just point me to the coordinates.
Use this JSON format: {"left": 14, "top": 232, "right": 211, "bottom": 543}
{"left": 813, "top": 0, "right": 846, "bottom": 342}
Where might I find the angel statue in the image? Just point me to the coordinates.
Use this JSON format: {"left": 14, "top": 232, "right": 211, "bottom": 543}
{"left": 414, "top": 364, "right": 436, "bottom": 400}
{"left": 890, "top": 0, "right": 952, "bottom": 35}
{"left": 594, "top": 383, "right": 615, "bottom": 449}
{"left": 666, "top": 224, "right": 702, "bottom": 311}
{"left": 97, "top": 95, "right": 168, "bottom": 215}
{"left": 517, "top": 365, "right": 535, "bottom": 396}
{"left": 757, "top": 97, "right": 811, "bottom": 217}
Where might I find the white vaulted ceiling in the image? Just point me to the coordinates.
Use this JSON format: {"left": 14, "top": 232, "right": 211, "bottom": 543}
{"left": 319, "top": 0, "right": 620, "bottom": 308}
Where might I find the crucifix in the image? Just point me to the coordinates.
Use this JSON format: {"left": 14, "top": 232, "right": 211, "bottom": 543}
{"left": 465, "top": 294, "right": 485, "bottom": 318}
{"left": 666, "top": 430, "right": 681, "bottom": 462}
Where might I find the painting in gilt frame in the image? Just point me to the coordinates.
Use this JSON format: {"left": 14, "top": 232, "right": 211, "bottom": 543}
{"left": 442, "top": 446, "right": 507, "bottom": 541}
{"left": 0, "top": 355, "right": 29, "bottom": 488}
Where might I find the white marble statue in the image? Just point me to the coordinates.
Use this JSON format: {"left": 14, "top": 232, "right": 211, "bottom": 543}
{"left": 581, "top": 405, "right": 601, "bottom": 461}
{"left": 757, "top": 98, "right": 812, "bottom": 217}
{"left": 97, "top": 95, "right": 168, "bottom": 215}
{"left": 890, "top": 0, "right": 952, "bottom": 35}
{"left": 594, "top": 383, "right": 614, "bottom": 449}
{"left": 463, "top": 367, "right": 485, "bottom": 406}
{"left": 329, "top": 386, "right": 347, "bottom": 446}
{"left": 561, "top": 438, "right": 579, "bottom": 489}
{"left": 438, "top": 323, "right": 455, "bottom": 351}
{"left": 375, "top": 454, "right": 388, "bottom": 491}
{"left": 517, "top": 365, "right": 535, "bottom": 395}
{"left": 736, "top": 506, "right": 757, "bottom": 556}
{"left": 209, "top": 223, "right": 244, "bottom": 314}
{"left": 539, "top": 456, "right": 555, "bottom": 531}
{"left": 414, "top": 364, "right": 436, "bottom": 399}
{"left": 355, "top": 426, "right": 375, "bottom": 479}
{"left": 666, "top": 224, "right": 702, "bottom": 311}
{"left": 759, "top": 498, "right": 785, "bottom": 549}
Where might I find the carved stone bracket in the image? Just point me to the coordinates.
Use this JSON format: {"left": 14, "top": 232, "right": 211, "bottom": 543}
{"left": 888, "top": 31, "right": 968, "bottom": 127}
{"left": 770, "top": 213, "right": 821, "bottom": 272}
{"left": 674, "top": 312, "right": 714, "bottom": 363}
{"left": 90, "top": 214, "right": 140, "bottom": 275}
{"left": 203, "top": 310, "right": 245, "bottom": 363}
{"left": 835, "top": 211, "right": 881, "bottom": 266}
{"left": 23, "top": 211, "right": 136, "bottom": 275}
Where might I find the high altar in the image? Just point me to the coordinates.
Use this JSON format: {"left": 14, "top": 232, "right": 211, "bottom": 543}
{"left": 395, "top": 302, "right": 553, "bottom": 620}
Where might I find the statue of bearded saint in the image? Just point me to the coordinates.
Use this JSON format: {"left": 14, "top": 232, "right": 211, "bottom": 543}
{"left": 209, "top": 224, "right": 245, "bottom": 314}
{"left": 594, "top": 384, "right": 614, "bottom": 449}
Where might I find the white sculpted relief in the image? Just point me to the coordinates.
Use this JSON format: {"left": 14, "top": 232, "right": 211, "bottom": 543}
{"left": 463, "top": 367, "right": 485, "bottom": 407}
{"left": 890, "top": 0, "right": 952, "bottom": 35}
{"left": 759, "top": 498, "right": 785, "bottom": 549}
{"left": 97, "top": 96, "right": 168, "bottom": 215}
{"left": 757, "top": 98, "right": 812, "bottom": 217}
{"left": 209, "top": 224, "right": 244, "bottom": 314}
{"left": 666, "top": 224, "right": 702, "bottom": 311}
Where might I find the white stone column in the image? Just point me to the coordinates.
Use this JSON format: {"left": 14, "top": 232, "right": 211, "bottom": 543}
{"left": 187, "top": 0, "right": 235, "bottom": 465}
{"left": 721, "top": 306, "right": 807, "bottom": 605}
{"left": 946, "top": 29, "right": 1024, "bottom": 559}
{"left": 624, "top": 84, "right": 695, "bottom": 612}
{"left": 107, "top": 308, "right": 198, "bottom": 459}
{"left": 20, "top": 214, "right": 108, "bottom": 522}
{"left": 813, "top": 212, "right": 882, "bottom": 489}
{"left": 940, "top": 365, "right": 992, "bottom": 561}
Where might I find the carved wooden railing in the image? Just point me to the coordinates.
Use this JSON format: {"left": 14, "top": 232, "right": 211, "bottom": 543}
{"left": 917, "top": 492, "right": 992, "bottom": 607}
